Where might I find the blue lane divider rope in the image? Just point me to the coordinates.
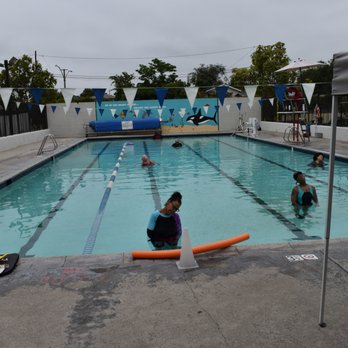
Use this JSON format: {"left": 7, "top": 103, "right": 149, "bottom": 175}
{"left": 83, "top": 142, "right": 129, "bottom": 254}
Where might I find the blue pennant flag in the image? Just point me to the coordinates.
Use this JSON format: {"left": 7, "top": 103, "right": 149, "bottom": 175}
{"left": 75, "top": 107, "right": 81, "bottom": 115}
{"left": 258, "top": 99, "right": 264, "bottom": 107}
{"left": 51, "top": 105, "right": 57, "bottom": 113}
{"left": 155, "top": 87, "right": 168, "bottom": 108}
{"left": 146, "top": 109, "right": 152, "bottom": 117}
{"left": 27, "top": 103, "right": 32, "bottom": 111}
{"left": 236, "top": 102, "right": 242, "bottom": 111}
{"left": 92, "top": 88, "right": 106, "bottom": 106}
{"left": 274, "top": 84, "right": 286, "bottom": 104}
{"left": 99, "top": 108, "right": 104, "bottom": 116}
{"left": 192, "top": 107, "right": 197, "bottom": 114}
{"left": 31, "top": 88, "right": 44, "bottom": 105}
{"left": 169, "top": 108, "right": 174, "bottom": 116}
{"left": 122, "top": 109, "right": 128, "bottom": 117}
{"left": 216, "top": 85, "right": 229, "bottom": 106}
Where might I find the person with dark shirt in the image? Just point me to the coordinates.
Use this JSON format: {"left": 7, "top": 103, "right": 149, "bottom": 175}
{"left": 147, "top": 192, "right": 182, "bottom": 249}
{"left": 172, "top": 139, "right": 183, "bottom": 148}
{"left": 308, "top": 152, "right": 325, "bottom": 169}
{"left": 291, "top": 171, "right": 318, "bottom": 218}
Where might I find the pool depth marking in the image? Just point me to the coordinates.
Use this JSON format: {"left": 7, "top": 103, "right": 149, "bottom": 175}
{"left": 184, "top": 142, "right": 317, "bottom": 240}
{"left": 83, "top": 142, "right": 129, "bottom": 255}
{"left": 214, "top": 137, "right": 348, "bottom": 194}
{"left": 143, "top": 141, "right": 161, "bottom": 210}
{"left": 19, "top": 142, "right": 111, "bottom": 257}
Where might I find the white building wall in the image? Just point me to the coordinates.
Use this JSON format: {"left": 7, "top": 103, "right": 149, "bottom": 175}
{"left": 260, "top": 121, "right": 348, "bottom": 140}
{"left": 219, "top": 97, "right": 261, "bottom": 131}
{"left": 46, "top": 102, "right": 96, "bottom": 137}
{"left": 0, "top": 129, "right": 50, "bottom": 152}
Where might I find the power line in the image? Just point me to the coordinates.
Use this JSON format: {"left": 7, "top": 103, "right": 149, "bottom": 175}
{"left": 38, "top": 46, "right": 256, "bottom": 61}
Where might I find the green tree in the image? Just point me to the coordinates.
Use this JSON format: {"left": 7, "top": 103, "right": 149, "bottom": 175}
{"left": 135, "top": 58, "right": 186, "bottom": 99}
{"left": 0, "top": 54, "right": 59, "bottom": 103}
{"left": 77, "top": 88, "right": 95, "bottom": 103}
{"left": 188, "top": 64, "right": 226, "bottom": 89}
{"left": 109, "top": 72, "right": 135, "bottom": 100}
{"left": 230, "top": 67, "right": 256, "bottom": 90}
{"left": 230, "top": 42, "right": 290, "bottom": 96}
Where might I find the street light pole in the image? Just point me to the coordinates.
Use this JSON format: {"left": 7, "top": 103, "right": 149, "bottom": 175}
{"left": 55, "top": 65, "right": 72, "bottom": 88}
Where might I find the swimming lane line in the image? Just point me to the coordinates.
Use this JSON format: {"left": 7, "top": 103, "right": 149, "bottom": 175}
{"left": 19, "top": 142, "right": 111, "bottom": 257}
{"left": 214, "top": 137, "right": 348, "bottom": 194}
{"left": 143, "top": 141, "right": 161, "bottom": 210}
{"left": 83, "top": 142, "right": 129, "bottom": 255}
{"left": 184, "top": 142, "right": 317, "bottom": 240}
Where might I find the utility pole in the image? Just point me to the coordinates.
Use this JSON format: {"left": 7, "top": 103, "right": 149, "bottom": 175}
{"left": 4, "top": 60, "right": 10, "bottom": 87}
{"left": 55, "top": 65, "right": 72, "bottom": 88}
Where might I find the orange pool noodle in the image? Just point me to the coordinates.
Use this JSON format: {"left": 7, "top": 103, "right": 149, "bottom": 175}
{"left": 131, "top": 233, "right": 250, "bottom": 259}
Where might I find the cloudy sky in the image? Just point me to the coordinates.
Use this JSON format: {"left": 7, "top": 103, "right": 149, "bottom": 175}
{"left": 2, "top": 0, "right": 347, "bottom": 91}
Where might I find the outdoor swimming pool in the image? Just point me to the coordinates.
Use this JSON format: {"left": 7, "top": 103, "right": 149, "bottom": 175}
{"left": 1, "top": 135, "right": 348, "bottom": 257}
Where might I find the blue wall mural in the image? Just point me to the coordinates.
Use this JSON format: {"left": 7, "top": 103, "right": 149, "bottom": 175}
{"left": 97, "top": 98, "right": 219, "bottom": 127}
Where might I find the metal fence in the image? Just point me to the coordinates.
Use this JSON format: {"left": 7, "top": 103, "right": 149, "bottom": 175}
{"left": 0, "top": 103, "right": 47, "bottom": 137}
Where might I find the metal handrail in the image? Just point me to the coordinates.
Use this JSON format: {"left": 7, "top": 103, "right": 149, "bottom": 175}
{"left": 37, "top": 134, "right": 58, "bottom": 155}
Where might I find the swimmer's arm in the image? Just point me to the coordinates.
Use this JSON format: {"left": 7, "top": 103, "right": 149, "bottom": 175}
{"left": 312, "top": 186, "right": 319, "bottom": 206}
{"left": 291, "top": 187, "right": 299, "bottom": 206}
{"left": 147, "top": 211, "right": 159, "bottom": 238}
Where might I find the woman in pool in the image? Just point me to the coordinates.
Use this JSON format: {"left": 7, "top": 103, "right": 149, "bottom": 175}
{"left": 308, "top": 152, "right": 325, "bottom": 169}
{"left": 141, "top": 154, "right": 155, "bottom": 166}
{"left": 147, "top": 192, "right": 182, "bottom": 249}
{"left": 291, "top": 171, "right": 318, "bottom": 218}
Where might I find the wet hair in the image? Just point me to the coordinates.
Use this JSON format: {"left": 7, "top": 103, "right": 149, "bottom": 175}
{"left": 313, "top": 152, "right": 324, "bottom": 161}
{"left": 293, "top": 171, "right": 303, "bottom": 181}
{"left": 168, "top": 191, "right": 182, "bottom": 204}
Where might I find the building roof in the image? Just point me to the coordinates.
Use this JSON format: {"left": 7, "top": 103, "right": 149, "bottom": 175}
{"left": 205, "top": 84, "right": 246, "bottom": 97}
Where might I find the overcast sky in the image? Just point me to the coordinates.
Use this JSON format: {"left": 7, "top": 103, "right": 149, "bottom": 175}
{"left": 2, "top": 0, "right": 347, "bottom": 91}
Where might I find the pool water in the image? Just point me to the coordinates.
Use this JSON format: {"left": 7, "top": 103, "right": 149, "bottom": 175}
{"left": 1, "top": 135, "right": 348, "bottom": 257}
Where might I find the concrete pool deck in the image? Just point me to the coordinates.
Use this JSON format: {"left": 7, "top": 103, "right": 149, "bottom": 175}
{"left": 1, "top": 131, "right": 348, "bottom": 347}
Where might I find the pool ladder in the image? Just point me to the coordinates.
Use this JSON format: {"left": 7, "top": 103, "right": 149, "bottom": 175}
{"left": 37, "top": 134, "right": 58, "bottom": 155}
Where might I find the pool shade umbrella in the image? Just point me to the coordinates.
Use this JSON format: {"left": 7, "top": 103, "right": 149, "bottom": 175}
{"left": 275, "top": 59, "right": 327, "bottom": 82}
{"left": 275, "top": 59, "right": 326, "bottom": 73}
{"left": 319, "top": 52, "right": 348, "bottom": 327}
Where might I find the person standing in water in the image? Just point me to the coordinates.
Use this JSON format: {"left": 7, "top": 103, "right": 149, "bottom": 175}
{"left": 147, "top": 192, "right": 182, "bottom": 249}
{"left": 291, "top": 171, "right": 318, "bottom": 218}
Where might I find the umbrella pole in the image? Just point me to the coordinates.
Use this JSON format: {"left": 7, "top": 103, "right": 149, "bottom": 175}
{"left": 319, "top": 95, "right": 338, "bottom": 327}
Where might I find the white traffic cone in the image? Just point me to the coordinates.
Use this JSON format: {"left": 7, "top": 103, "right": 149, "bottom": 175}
{"left": 176, "top": 228, "right": 199, "bottom": 270}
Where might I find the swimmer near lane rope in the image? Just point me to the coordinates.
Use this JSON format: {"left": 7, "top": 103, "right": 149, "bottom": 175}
{"left": 83, "top": 142, "right": 130, "bottom": 255}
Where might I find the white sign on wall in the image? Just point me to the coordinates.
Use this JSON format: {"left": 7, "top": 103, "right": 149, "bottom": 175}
{"left": 122, "top": 121, "right": 133, "bottom": 130}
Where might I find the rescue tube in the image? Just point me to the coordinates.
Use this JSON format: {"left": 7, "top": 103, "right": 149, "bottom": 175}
{"left": 131, "top": 233, "right": 250, "bottom": 259}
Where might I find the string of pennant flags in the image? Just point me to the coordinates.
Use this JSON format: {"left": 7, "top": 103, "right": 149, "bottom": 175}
{"left": 0, "top": 84, "right": 317, "bottom": 116}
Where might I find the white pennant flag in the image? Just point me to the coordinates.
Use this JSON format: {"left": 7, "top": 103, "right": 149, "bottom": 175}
{"left": 179, "top": 108, "right": 186, "bottom": 118}
{"left": 61, "top": 88, "right": 75, "bottom": 110}
{"left": 134, "top": 109, "right": 139, "bottom": 118}
{"left": 110, "top": 109, "right": 117, "bottom": 117}
{"left": 0, "top": 88, "right": 13, "bottom": 110}
{"left": 225, "top": 104, "right": 231, "bottom": 112}
{"left": 123, "top": 88, "right": 137, "bottom": 109}
{"left": 157, "top": 108, "right": 163, "bottom": 118}
{"left": 184, "top": 87, "right": 199, "bottom": 108}
{"left": 244, "top": 85, "right": 258, "bottom": 109}
{"left": 86, "top": 107, "right": 93, "bottom": 117}
{"left": 269, "top": 98, "right": 274, "bottom": 106}
{"left": 39, "top": 104, "right": 45, "bottom": 113}
{"left": 302, "top": 83, "right": 316, "bottom": 104}
{"left": 203, "top": 105, "right": 209, "bottom": 114}
{"left": 16, "top": 102, "right": 21, "bottom": 109}
{"left": 63, "top": 105, "right": 69, "bottom": 115}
